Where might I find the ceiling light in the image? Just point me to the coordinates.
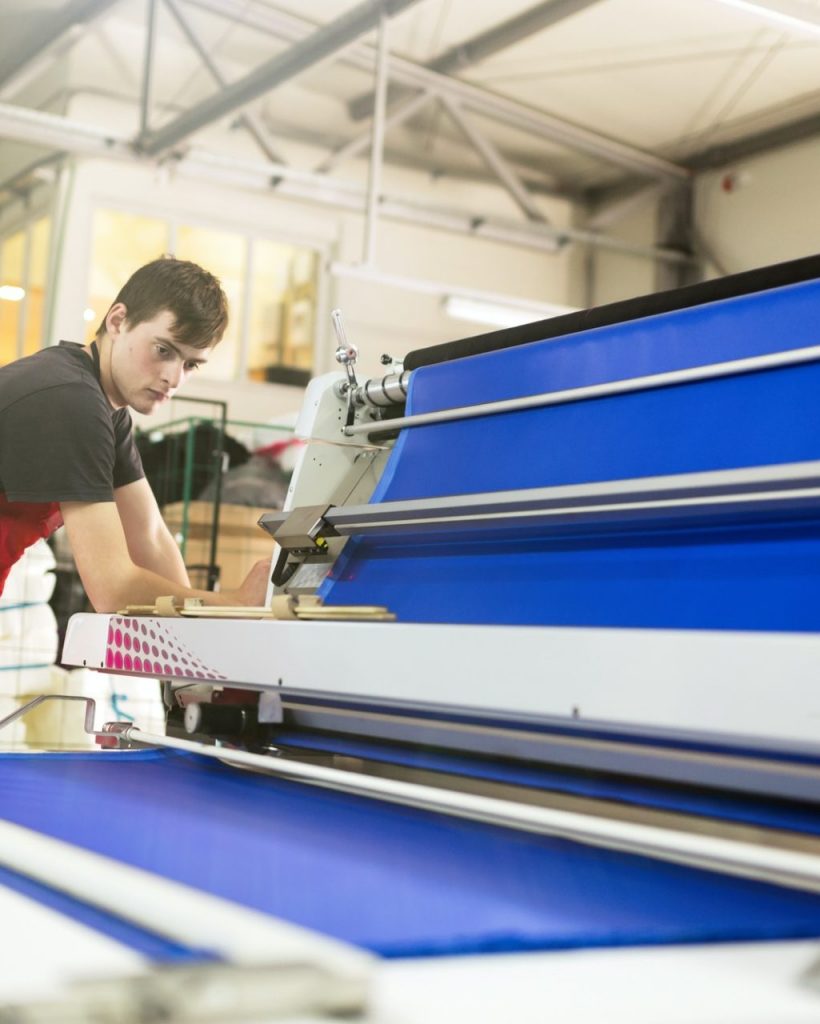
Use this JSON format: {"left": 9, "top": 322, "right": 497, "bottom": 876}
{"left": 330, "top": 262, "right": 576, "bottom": 330}
{"left": 710, "top": 0, "right": 820, "bottom": 37}
{"left": 83, "top": 308, "right": 96, "bottom": 322}
{"left": 443, "top": 295, "right": 572, "bottom": 329}
{"left": 0, "top": 286, "right": 25, "bottom": 302}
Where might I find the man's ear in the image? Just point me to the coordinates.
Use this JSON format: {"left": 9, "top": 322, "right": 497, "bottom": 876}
{"left": 105, "top": 302, "right": 128, "bottom": 338}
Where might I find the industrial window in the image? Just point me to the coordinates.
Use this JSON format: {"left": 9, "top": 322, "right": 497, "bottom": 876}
{"left": 247, "top": 240, "right": 318, "bottom": 386}
{"left": 0, "top": 231, "right": 25, "bottom": 365}
{"left": 23, "top": 218, "right": 51, "bottom": 357}
{"left": 175, "top": 223, "right": 245, "bottom": 382}
{"left": 85, "top": 206, "right": 320, "bottom": 385}
{"left": 0, "top": 216, "right": 51, "bottom": 366}
{"left": 84, "top": 208, "right": 170, "bottom": 341}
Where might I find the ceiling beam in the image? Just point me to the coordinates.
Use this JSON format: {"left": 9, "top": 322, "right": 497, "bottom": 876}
{"left": 440, "top": 95, "right": 548, "bottom": 222}
{"left": 140, "top": 0, "right": 159, "bottom": 135}
{"left": 349, "top": 0, "right": 605, "bottom": 120}
{"left": 311, "top": 88, "right": 577, "bottom": 198}
{"left": 0, "top": 151, "right": 63, "bottom": 204}
{"left": 0, "top": 102, "right": 693, "bottom": 266}
{"left": 585, "top": 181, "right": 670, "bottom": 230}
{"left": 184, "top": 0, "right": 689, "bottom": 183}
{"left": 162, "top": 0, "right": 286, "bottom": 165}
{"left": 314, "top": 88, "right": 433, "bottom": 174}
{"left": 686, "top": 109, "right": 820, "bottom": 170}
{"left": 0, "top": 0, "right": 121, "bottom": 92}
{"left": 362, "top": 10, "right": 390, "bottom": 266}
{"left": 136, "top": 0, "right": 425, "bottom": 157}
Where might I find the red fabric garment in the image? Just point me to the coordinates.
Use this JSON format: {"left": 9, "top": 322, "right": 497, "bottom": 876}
{"left": 0, "top": 493, "right": 62, "bottom": 596}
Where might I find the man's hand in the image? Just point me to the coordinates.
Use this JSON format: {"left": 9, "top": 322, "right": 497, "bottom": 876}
{"left": 222, "top": 559, "right": 272, "bottom": 606}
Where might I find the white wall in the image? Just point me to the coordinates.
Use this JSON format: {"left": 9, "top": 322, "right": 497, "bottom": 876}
{"left": 694, "top": 137, "right": 820, "bottom": 275}
{"left": 584, "top": 137, "right": 820, "bottom": 305}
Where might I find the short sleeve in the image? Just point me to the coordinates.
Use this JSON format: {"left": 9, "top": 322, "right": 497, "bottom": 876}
{"left": 0, "top": 383, "right": 117, "bottom": 502}
{"left": 112, "top": 409, "right": 145, "bottom": 490}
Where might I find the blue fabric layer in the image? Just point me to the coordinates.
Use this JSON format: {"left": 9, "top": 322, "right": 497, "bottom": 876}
{"left": 270, "top": 730, "right": 820, "bottom": 835}
{"left": 321, "top": 279, "right": 820, "bottom": 630}
{"left": 0, "top": 863, "right": 217, "bottom": 963}
{"left": 3, "top": 749, "right": 820, "bottom": 958}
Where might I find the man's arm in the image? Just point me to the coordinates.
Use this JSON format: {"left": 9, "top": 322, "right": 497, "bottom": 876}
{"left": 114, "top": 478, "right": 189, "bottom": 586}
{"left": 61, "top": 500, "right": 270, "bottom": 613}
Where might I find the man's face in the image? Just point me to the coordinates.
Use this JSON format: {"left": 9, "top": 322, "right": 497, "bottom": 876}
{"left": 108, "top": 309, "right": 212, "bottom": 414}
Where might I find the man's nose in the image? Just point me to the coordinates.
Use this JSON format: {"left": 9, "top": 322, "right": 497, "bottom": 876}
{"left": 161, "top": 357, "right": 184, "bottom": 388}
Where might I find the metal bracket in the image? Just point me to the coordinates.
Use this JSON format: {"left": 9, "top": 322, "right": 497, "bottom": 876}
{"left": 0, "top": 695, "right": 141, "bottom": 750}
{"left": 272, "top": 503, "right": 337, "bottom": 553}
{"left": 265, "top": 502, "right": 337, "bottom": 588}
{"left": 332, "top": 308, "right": 360, "bottom": 427}
{"left": 0, "top": 695, "right": 98, "bottom": 737}
{"left": 96, "top": 720, "right": 141, "bottom": 750}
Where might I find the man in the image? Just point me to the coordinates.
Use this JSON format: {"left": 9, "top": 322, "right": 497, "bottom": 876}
{"left": 0, "top": 256, "right": 269, "bottom": 611}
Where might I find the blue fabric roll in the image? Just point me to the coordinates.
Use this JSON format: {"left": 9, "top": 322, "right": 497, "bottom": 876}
{"left": 2, "top": 750, "right": 819, "bottom": 958}
{"left": 320, "top": 278, "right": 820, "bottom": 630}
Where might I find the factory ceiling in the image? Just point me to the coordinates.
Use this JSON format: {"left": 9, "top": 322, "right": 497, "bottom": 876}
{"left": 0, "top": 0, "right": 818, "bottom": 220}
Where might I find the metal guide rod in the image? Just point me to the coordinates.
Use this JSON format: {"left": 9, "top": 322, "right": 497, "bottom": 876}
{"left": 287, "top": 703, "right": 820, "bottom": 805}
{"left": 344, "top": 342, "right": 820, "bottom": 436}
{"left": 259, "top": 459, "right": 820, "bottom": 538}
{"left": 119, "top": 729, "right": 820, "bottom": 895}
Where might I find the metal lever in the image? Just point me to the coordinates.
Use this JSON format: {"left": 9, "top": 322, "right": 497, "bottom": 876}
{"left": 0, "top": 695, "right": 98, "bottom": 736}
{"left": 332, "top": 308, "right": 359, "bottom": 427}
{"left": 0, "top": 696, "right": 142, "bottom": 750}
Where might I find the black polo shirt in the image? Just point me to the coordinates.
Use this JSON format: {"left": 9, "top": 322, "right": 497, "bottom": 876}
{"left": 0, "top": 341, "right": 144, "bottom": 503}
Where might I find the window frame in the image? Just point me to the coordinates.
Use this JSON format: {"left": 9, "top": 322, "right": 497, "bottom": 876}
{"left": 0, "top": 213, "right": 52, "bottom": 362}
{"left": 84, "top": 199, "right": 330, "bottom": 385}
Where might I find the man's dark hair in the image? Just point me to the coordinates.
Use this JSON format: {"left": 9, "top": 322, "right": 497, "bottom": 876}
{"left": 97, "top": 256, "right": 229, "bottom": 348}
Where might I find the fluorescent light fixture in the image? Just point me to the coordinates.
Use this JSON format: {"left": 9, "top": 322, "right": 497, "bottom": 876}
{"left": 83, "top": 308, "right": 96, "bottom": 322}
{"left": 710, "top": 0, "right": 820, "bottom": 37}
{"left": 443, "top": 295, "right": 570, "bottom": 329}
{"left": 330, "top": 262, "right": 576, "bottom": 329}
{"left": 0, "top": 285, "right": 25, "bottom": 302}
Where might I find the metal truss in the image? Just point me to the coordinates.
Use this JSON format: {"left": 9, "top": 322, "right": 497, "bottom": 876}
{"left": 161, "top": 0, "right": 286, "bottom": 165}
{"left": 184, "top": 0, "right": 690, "bottom": 185}
{"left": 135, "top": 0, "right": 427, "bottom": 156}
{"left": 0, "top": 102, "right": 694, "bottom": 266}
{"left": 347, "top": 0, "right": 607, "bottom": 121}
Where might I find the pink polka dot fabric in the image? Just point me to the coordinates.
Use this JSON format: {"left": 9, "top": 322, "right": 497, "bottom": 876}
{"left": 104, "top": 617, "right": 227, "bottom": 680}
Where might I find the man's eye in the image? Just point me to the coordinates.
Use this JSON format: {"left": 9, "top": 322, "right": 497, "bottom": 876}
{"left": 184, "top": 362, "right": 200, "bottom": 372}
{"left": 156, "top": 344, "right": 170, "bottom": 357}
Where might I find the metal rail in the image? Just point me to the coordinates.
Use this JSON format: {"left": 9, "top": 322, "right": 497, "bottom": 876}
{"left": 259, "top": 459, "right": 820, "bottom": 540}
{"left": 343, "top": 341, "right": 820, "bottom": 436}
{"left": 118, "top": 729, "right": 820, "bottom": 896}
